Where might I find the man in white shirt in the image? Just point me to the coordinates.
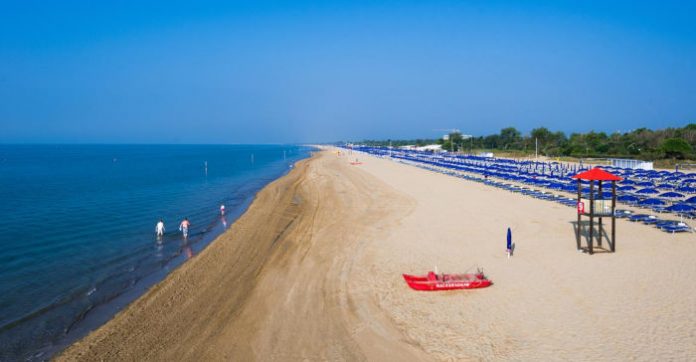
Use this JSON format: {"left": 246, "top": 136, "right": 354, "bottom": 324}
{"left": 156, "top": 219, "right": 165, "bottom": 238}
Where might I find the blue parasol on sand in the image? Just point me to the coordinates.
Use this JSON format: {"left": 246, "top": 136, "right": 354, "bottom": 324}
{"left": 618, "top": 194, "right": 640, "bottom": 203}
{"left": 635, "top": 187, "right": 659, "bottom": 195}
{"left": 659, "top": 191, "right": 684, "bottom": 200}
{"left": 638, "top": 198, "right": 665, "bottom": 206}
{"left": 665, "top": 203, "right": 695, "bottom": 213}
{"left": 677, "top": 186, "right": 696, "bottom": 193}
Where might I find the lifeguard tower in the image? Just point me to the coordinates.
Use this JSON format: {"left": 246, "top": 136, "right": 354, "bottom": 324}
{"left": 572, "top": 167, "right": 622, "bottom": 255}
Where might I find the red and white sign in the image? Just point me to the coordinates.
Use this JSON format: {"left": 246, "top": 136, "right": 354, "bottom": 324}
{"left": 577, "top": 201, "right": 585, "bottom": 214}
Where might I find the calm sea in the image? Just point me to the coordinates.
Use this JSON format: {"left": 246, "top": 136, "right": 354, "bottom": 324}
{"left": 0, "top": 144, "right": 312, "bottom": 360}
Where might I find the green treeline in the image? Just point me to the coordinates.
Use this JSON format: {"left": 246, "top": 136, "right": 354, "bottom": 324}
{"left": 357, "top": 124, "right": 696, "bottom": 160}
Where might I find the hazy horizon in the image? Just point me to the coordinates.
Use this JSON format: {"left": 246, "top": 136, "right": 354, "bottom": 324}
{"left": 2, "top": 1, "right": 695, "bottom": 143}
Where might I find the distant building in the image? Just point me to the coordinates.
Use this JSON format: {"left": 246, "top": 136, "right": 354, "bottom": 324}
{"left": 417, "top": 144, "right": 443, "bottom": 152}
{"left": 442, "top": 134, "right": 473, "bottom": 140}
{"left": 399, "top": 144, "right": 443, "bottom": 152}
{"left": 608, "top": 158, "right": 653, "bottom": 170}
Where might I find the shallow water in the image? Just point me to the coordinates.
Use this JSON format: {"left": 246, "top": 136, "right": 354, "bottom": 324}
{"left": 0, "top": 144, "right": 312, "bottom": 360}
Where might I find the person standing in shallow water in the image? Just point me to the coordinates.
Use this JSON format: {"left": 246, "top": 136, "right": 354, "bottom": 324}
{"left": 179, "top": 218, "right": 190, "bottom": 239}
{"left": 155, "top": 219, "right": 165, "bottom": 238}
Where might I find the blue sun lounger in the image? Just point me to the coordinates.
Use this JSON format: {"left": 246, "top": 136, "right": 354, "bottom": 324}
{"left": 661, "top": 225, "right": 691, "bottom": 233}
{"left": 629, "top": 214, "right": 651, "bottom": 222}
{"left": 614, "top": 209, "right": 632, "bottom": 218}
{"left": 643, "top": 215, "right": 660, "bottom": 224}
{"left": 656, "top": 221, "right": 692, "bottom": 233}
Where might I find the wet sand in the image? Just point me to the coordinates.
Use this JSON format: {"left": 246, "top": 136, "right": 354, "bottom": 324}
{"left": 59, "top": 149, "right": 696, "bottom": 361}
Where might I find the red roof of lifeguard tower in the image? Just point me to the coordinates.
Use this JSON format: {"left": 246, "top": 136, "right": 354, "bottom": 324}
{"left": 571, "top": 167, "right": 622, "bottom": 181}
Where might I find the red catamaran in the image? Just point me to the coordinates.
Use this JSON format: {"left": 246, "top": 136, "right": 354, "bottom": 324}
{"left": 402, "top": 270, "right": 492, "bottom": 291}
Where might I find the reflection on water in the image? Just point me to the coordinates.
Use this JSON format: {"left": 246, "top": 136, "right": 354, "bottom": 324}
{"left": 184, "top": 245, "right": 194, "bottom": 259}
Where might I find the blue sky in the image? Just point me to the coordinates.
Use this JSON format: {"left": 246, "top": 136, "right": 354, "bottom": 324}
{"left": 1, "top": 1, "right": 695, "bottom": 143}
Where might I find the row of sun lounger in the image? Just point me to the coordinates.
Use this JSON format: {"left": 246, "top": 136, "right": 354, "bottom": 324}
{"left": 394, "top": 159, "right": 694, "bottom": 234}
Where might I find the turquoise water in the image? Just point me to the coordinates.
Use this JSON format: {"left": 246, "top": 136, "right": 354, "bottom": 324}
{"left": 0, "top": 144, "right": 312, "bottom": 360}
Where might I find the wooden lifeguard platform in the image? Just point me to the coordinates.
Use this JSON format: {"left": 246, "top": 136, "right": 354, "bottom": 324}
{"left": 572, "top": 167, "right": 623, "bottom": 255}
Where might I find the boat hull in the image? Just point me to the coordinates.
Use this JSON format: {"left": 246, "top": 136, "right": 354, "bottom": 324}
{"left": 402, "top": 272, "right": 492, "bottom": 291}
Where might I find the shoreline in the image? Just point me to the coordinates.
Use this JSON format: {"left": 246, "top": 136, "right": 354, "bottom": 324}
{"left": 56, "top": 156, "right": 311, "bottom": 360}
{"left": 58, "top": 149, "right": 428, "bottom": 360}
{"left": 43, "top": 190, "right": 256, "bottom": 360}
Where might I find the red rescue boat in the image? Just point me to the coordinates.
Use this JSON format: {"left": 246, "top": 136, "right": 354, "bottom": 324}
{"left": 402, "top": 270, "right": 492, "bottom": 291}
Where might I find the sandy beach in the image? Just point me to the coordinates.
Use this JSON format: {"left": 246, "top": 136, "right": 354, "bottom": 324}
{"left": 58, "top": 149, "right": 696, "bottom": 361}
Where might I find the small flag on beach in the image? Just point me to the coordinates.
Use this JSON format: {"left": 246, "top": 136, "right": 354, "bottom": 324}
{"left": 506, "top": 227, "right": 512, "bottom": 258}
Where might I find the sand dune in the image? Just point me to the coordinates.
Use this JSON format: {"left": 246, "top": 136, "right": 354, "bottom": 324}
{"left": 59, "top": 150, "right": 696, "bottom": 361}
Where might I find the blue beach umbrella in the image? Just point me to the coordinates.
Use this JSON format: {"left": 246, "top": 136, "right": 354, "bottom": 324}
{"left": 561, "top": 184, "right": 577, "bottom": 192}
{"left": 665, "top": 203, "right": 696, "bottom": 213}
{"left": 636, "top": 181, "right": 654, "bottom": 187}
{"left": 635, "top": 188, "right": 659, "bottom": 195}
{"left": 547, "top": 182, "right": 564, "bottom": 190}
{"left": 617, "top": 185, "right": 636, "bottom": 191}
{"left": 618, "top": 194, "right": 640, "bottom": 203}
{"left": 600, "top": 191, "right": 613, "bottom": 199}
{"left": 677, "top": 186, "right": 696, "bottom": 193}
{"left": 638, "top": 198, "right": 666, "bottom": 206}
{"left": 683, "top": 196, "right": 696, "bottom": 205}
{"left": 658, "top": 191, "right": 684, "bottom": 200}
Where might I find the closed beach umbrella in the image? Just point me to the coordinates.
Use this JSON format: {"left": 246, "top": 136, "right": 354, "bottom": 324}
{"left": 658, "top": 191, "right": 684, "bottom": 200}
{"left": 638, "top": 198, "right": 665, "bottom": 206}
{"left": 507, "top": 227, "right": 512, "bottom": 250}
{"left": 635, "top": 188, "right": 659, "bottom": 195}
{"left": 506, "top": 227, "right": 512, "bottom": 258}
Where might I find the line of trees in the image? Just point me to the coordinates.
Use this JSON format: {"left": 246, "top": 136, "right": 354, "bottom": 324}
{"left": 355, "top": 124, "right": 696, "bottom": 160}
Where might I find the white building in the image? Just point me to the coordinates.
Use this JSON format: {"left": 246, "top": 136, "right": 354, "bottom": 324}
{"left": 417, "top": 144, "right": 443, "bottom": 152}
{"left": 608, "top": 158, "right": 653, "bottom": 170}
